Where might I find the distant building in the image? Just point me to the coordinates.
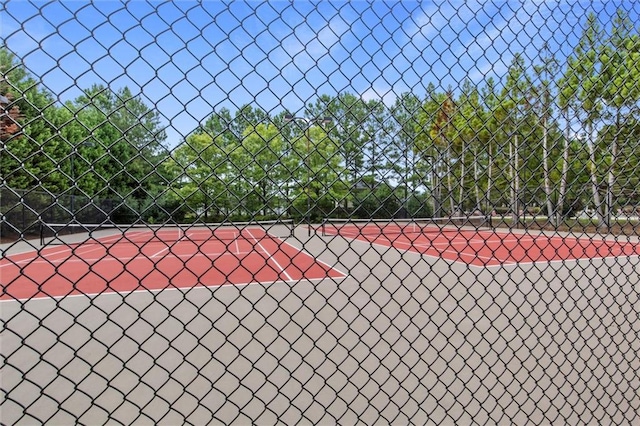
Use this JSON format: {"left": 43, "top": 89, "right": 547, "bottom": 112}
{"left": 0, "top": 93, "right": 22, "bottom": 140}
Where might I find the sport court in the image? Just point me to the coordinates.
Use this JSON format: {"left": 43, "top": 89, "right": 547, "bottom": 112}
{"left": 3, "top": 218, "right": 639, "bottom": 301}
{"left": 1, "top": 221, "right": 345, "bottom": 300}
{"left": 320, "top": 216, "right": 640, "bottom": 267}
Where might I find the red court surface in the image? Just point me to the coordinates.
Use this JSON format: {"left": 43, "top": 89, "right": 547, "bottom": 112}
{"left": 323, "top": 226, "right": 640, "bottom": 267}
{"left": 1, "top": 228, "right": 345, "bottom": 301}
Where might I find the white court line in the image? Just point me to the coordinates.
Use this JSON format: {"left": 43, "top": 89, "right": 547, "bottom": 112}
{"left": 371, "top": 233, "right": 624, "bottom": 251}
{"left": 2, "top": 250, "right": 270, "bottom": 267}
{"left": 388, "top": 239, "right": 499, "bottom": 263}
{"left": 268, "top": 233, "right": 348, "bottom": 278}
{"left": 472, "top": 253, "right": 640, "bottom": 269}
{"left": 50, "top": 244, "right": 106, "bottom": 261}
{"left": 149, "top": 232, "right": 245, "bottom": 259}
{"left": 150, "top": 245, "right": 172, "bottom": 259}
{"left": 408, "top": 236, "right": 540, "bottom": 250}
{"left": 324, "top": 232, "right": 536, "bottom": 267}
{"left": 4, "top": 231, "right": 344, "bottom": 281}
{"left": 0, "top": 242, "right": 109, "bottom": 269}
{"left": 245, "top": 229, "right": 293, "bottom": 282}
{"left": 0, "top": 275, "right": 349, "bottom": 303}
{"left": 441, "top": 248, "right": 498, "bottom": 263}
{"left": 0, "top": 244, "right": 77, "bottom": 267}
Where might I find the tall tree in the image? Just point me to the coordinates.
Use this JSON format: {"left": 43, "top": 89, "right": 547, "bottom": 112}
{"left": 234, "top": 123, "right": 288, "bottom": 218}
{"left": 557, "top": 57, "right": 578, "bottom": 226}
{"left": 362, "top": 99, "right": 390, "bottom": 184}
{"left": 415, "top": 83, "right": 446, "bottom": 217}
{"left": 533, "top": 44, "right": 559, "bottom": 222}
{"left": 574, "top": 13, "right": 606, "bottom": 227}
{"left": 287, "top": 120, "right": 342, "bottom": 220}
{"left": 390, "top": 92, "right": 422, "bottom": 217}
{"left": 599, "top": 9, "right": 640, "bottom": 222}
{"left": 482, "top": 78, "right": 500, "bottom": 215}
{"left": 199, "top": 108, "right": 236, "bottom": 140}
{"left": 311, "top": 94, "right": 366, "bottom": 204}
{"left": 453, "top": 80, "right": 488, "bottom": 211}
{"left": 500, "top": 54, "right": 533, "bottom": 224}
{"left": 63, "top": 85, "right": 167, "bottom": 221}
{"left": 0, "top": 48, "right": 63, "bottom": 191}
{"left": 234, "top": 104, "right": 269, "bottom": 136}
{"left": 431, "top": 90, "right": 457, "bottom": 215}
{"left": 166, "top": 132, "right": 232, "bottom": 221}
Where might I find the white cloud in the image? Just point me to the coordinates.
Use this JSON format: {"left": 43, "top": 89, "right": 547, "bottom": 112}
{"left": 452, "top": 7, "right": 519, "bottom": 83}
{"left": 361, "top": 85, "right": 397, "bottom": 107}
{"left": 280, "top": 14, "right": 349, "bottom": 71}
{"left": 404, "top": 0, "right": 488, "bottom": 48}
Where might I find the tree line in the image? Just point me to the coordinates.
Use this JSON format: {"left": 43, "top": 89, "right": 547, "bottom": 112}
{"left": 2, "top": 10, "right": 639, "bottom": 228}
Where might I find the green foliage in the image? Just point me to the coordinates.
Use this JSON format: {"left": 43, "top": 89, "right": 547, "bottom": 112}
{"left": 3, "top": 7, "right": 640, "bottom": 227}
{"left": 352, "top": 182, "right": 402, "bottom": 219}
{"left": 235, "top": 123, "right": 288, "bottom": 217}
{"left": 1, "top": 48, "right": 60, "bottom": 190}
{"left": 167, "top": 132, "right": 231, "bottom": 221}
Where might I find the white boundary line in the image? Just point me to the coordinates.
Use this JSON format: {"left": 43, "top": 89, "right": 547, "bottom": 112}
{"left": 2, "top": 228, "right": 348, "bottom": 278}
{"left": 1, "top": 250, "right": 272, "bottom": 267}
{"left": 271, "top": 229, "right": 348, "bottom": 278}
{"left": 0, "top": 241, "right": 110, "bottom": 268}
{"left": 245, "top": 229, "right": 293, "bottom": 281}
{"left": 321, "top": 229, "right": 640, "bottom": 269}
{"left": 0, "top": 275, "right": 349, "bottom": 303}
{"left": 474, "top": 252, "right": 640, "bottom": 269}
{"left": 3, "top": 227, "right": 346, "bottom": 302}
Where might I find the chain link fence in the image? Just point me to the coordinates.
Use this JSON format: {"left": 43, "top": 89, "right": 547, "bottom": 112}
{"left": 2, "top": 1, "right": 639, "bottom": 424}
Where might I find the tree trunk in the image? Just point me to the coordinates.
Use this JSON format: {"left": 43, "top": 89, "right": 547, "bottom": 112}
{"left": 432, "top": 157, "right": 440, "bottom": 217}
{"left": 542, "top": 116, "right": 554, "bottom": 222}
{"left": 446, "top": 144, "right": 455, "bottom": 215}
{"left": 586, "top": 124, "right": 605, "bottom": 227}
{"left": 606, "top": 111, "right": 620, "bottom": 226}
{"left": 486, "top": 141, "right": 493, "bottom": 215}
{"left": 510, "top": 134, "right": 520, "bottom": 225}
{"left": 473, "top": 143, "right": 480, "bottom": 209}
{"left": 556, "top": 109, "right": 571, "bottom": 227}
{"left": 458, "top": 139, "right": 466, "bottom": 214}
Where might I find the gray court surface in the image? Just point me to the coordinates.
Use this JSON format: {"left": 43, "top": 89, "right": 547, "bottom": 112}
{"left": 2, "top": 227, "right": 639, "bottom": 424}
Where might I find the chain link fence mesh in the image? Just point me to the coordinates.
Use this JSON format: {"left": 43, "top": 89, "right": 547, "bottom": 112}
{"left": 2, "top": 1, "right": 639, "bottom": 424}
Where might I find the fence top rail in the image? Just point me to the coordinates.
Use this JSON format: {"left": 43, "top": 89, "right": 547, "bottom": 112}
{"left": 39, "top": 219, "right": 295, "bottom": 245}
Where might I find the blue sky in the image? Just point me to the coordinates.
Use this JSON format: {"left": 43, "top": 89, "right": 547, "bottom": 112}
{"left": 1, "top": 1, "right": 637, "bottom": 146}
